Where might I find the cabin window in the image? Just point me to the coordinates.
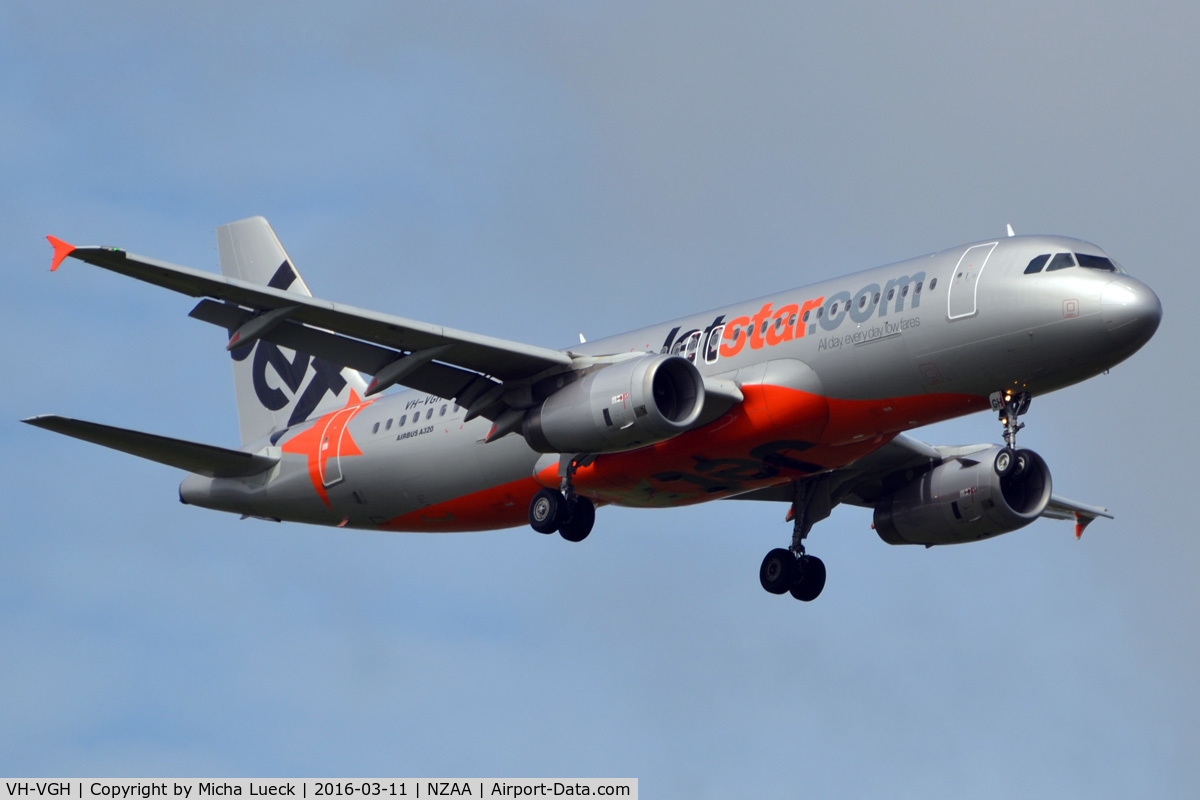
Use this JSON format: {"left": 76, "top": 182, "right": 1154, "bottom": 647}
{"left": 704, "top": 325, "right": 724, "bottom": 364}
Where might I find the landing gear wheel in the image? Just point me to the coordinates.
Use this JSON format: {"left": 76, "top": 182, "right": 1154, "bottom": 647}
{"left": 759, "top": 548, "right": 796, "bottom": 595}
{"left": 789, "top": 555, "right": 826, "bottom": 602}
{"left": 1012, "top": 449, "right": 1031, "bottom": 478}
{"left": 559, "top": 496, "right": 595, "bottom": 543}
{"left": 529, "top": 488, "right": 563, "bottom": 534}
{"left": 994, "top": 446, "right": 1015, "bottom": 477}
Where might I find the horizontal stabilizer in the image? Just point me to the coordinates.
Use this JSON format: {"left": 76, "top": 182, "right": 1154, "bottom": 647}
{"left": 23, "top": 415, "right": 278, "bottom": 478}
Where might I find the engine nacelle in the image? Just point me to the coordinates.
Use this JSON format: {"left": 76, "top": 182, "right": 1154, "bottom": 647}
{"left": 522, "top": 354, "right": 705, "bottom": 454}
{"left": 873, "top": 447, "right": 1052, "bottom": 546}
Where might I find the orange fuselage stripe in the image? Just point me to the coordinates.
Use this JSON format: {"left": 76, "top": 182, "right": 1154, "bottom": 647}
{"left": 379, "top": 386, "right": 986, "bottom": 530}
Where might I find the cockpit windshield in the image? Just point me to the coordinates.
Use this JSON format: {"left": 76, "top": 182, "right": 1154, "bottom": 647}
{"left": 1024, "top": 252, "right": 1119, "bottom": 274}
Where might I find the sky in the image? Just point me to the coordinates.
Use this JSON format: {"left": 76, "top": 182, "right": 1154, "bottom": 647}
{"left": 2, "top": 1, "right": 1197, "bottom": 795}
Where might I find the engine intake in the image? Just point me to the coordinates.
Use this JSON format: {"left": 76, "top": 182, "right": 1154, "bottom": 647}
{"left": 874, "top": 447, "right": 1052, "bottom": 546}
{"left": 522, "top": 354, "right": 705, "bottom": 454}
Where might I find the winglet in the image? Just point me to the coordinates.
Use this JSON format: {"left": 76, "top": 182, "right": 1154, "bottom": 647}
{"left": 1075, "top": 512, "right": 1093, "bottom": 539}
{"left": 47, "top": 236, "right": 76, "bottom": 272}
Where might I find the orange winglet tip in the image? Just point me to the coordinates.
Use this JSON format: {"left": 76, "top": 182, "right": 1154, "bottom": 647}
{"left": 47, "top": 235, "right": 76, "bottom": 272}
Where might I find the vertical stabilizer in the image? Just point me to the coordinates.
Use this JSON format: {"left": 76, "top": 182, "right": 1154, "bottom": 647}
{"left": 217, "top": 217, "right": 369, "bottom": 446}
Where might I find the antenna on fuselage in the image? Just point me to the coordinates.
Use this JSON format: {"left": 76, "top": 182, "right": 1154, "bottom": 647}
{"left": 1006, "top": 223, "right": 1016, "bottom": 237}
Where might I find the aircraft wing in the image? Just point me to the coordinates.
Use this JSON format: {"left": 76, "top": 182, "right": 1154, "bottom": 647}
{"left": 52, "top": 242, "right": 573, "bottom": 382}
{"left": 842, "top": 435, "right": 1113, "bottom": 534}
{"left": 733, "top": 433, "right": 1114, "bottom": 536}
{"left": 1041, "top": 495, "right": 1114, "bottom": 538}
{"left": 49, "top": 239, "right": 585, "bottom": 422}
{"left": 48, "top": 238, "right": 742, "bottom": 432}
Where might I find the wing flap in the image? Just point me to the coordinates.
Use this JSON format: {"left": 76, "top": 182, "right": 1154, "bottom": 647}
{"left": 23, "top": 415, "right": 278, "bottom": 478}
{"left": 187, "top": 300, "right": 497, "bottom": 409}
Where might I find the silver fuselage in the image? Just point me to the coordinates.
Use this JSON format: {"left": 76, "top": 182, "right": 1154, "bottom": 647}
{"left": 181, "top": 234, "right": 1161, "bottom": 530}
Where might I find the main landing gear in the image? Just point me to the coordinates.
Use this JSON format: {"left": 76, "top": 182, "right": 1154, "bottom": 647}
{"left": 760, "top": 547, "right": 826, "bottom": 602}
{"left": 990, "top": 389, "right": 1033, "bottom": 478}
{"left": 528, "top": 455, "right": 596, "bottom": 542}
{"left": 759, "top": 478, "right": 832, "bottom": 602}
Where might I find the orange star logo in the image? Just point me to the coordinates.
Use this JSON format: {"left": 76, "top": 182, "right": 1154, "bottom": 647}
{"left": 281, "top": 390, "right": 372, "bottom": 507}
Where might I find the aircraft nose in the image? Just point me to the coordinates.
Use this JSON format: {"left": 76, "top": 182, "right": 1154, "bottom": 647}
{"left": 1101, "top": 277, "right": 1162, "bottom": 350}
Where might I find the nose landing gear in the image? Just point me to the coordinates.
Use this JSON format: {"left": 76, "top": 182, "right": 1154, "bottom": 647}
{"left": 991, "top": 389, "right": 1033, "bottom": 476}
{"left": 993, "top": 389, "right": 1031, "bottom": 446}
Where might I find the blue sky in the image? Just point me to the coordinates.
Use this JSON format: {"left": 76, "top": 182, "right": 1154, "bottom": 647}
{"left": 2, "top": 2, "right": 1197, "bottom": 795}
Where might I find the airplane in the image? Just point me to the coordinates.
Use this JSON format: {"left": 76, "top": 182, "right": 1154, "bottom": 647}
{"left": 25, "top": 217, "right": 1162, "bottom": 602}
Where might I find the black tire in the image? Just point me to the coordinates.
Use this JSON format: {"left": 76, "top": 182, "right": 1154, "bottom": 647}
{"left": 1012, "top": 449, "right": 1031, "bottom": 478}
{"left": 529, "top": 488, "right": 563, "bottom": 534}
{"left": 994, "top": 446, "right": 1015, "bottom": 477}
{"left": 789, "top": 555, "right": 827, "bottom": 602}
{"left": 559, "top": 496, "right": 596, "bottom": 542}
{"left": 759, "top": 548, "right": 796, "bottom": 595}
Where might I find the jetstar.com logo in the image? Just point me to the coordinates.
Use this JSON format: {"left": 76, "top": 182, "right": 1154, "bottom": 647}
{"left": 660, "top": 271, "right": 928, "bottom": 361}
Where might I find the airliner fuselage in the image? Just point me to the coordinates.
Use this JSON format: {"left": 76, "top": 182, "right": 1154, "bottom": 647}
{"left": 30, "top": 220, "right": 1161, "bottom": 602}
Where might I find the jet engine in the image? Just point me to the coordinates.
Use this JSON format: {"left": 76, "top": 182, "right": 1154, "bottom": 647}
{"left": 873, "top": 446, "right": 1052, "bottom": 546}
{"left": 522, "top": 354, "right": 705, "bottom": 454}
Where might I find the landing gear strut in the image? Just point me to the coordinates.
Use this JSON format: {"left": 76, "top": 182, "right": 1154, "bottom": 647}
{"left": 990, "top": 389, "right": 1032, "bottom": 477}
{"left": 759, "top": 479, "right": 830, "bottom": 602}
{"left": 992, "top": 389, "right": 1031, "bottom": 449}
{"left": 528, "top": 455, "right": 596, "bottom": 542}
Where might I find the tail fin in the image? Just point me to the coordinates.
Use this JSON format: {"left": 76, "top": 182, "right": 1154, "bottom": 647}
{"left": 217, "top": 217, "right": 369, "bottom": 446}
